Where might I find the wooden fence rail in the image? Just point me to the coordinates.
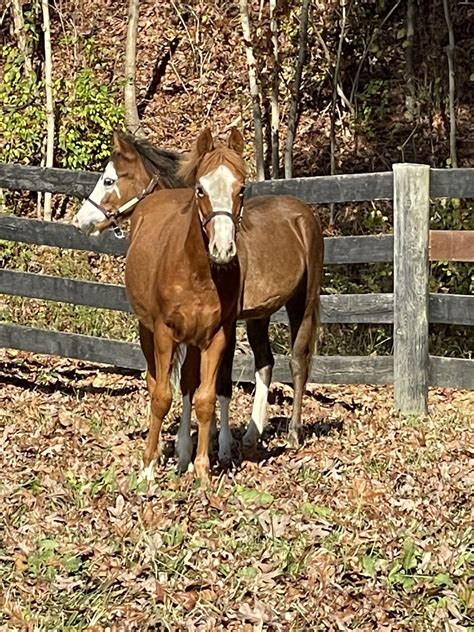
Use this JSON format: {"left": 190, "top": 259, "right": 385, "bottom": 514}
{"left": 1, "top": 269, "right": 473, "bottom": 326}
{"left": 1, "top": 162, "right": 473, "bottom": 414}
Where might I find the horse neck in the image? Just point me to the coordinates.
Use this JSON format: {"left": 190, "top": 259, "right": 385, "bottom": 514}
{"left": 183, "top": 198, "right": 208, "bottom": 267}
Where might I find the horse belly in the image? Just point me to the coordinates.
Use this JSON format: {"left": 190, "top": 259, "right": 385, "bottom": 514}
{"left": 239, "top": 237, "right": 305, "bottom": 319}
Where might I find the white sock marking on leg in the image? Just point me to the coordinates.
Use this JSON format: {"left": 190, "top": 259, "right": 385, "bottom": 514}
{"left": 243, "top": 370, "right": 269, "bottom": 447}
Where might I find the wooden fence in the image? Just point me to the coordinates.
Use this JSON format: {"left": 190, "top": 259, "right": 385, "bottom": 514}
{"left": 0, "top": 162, "right": 473, "bottom": 416}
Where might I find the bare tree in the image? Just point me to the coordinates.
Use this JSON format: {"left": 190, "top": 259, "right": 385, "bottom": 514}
{"left": 405, "top": 0, "right": 416, "bottom": 121}
{"left": 349, "top": 0, "right": 401, "bottom": 107}
{"left": 442, "top": 0, "right": 457, "bottom": 168}
{"left": 124, "top": 0, "right": 141, "bottom": 134}
{"left": 11, "top": 0, "right": 33, "bottom": 75}
{"left": 269, "top": 0, "right": 280, "bottom": 178}
{"left": 41, "top": 0, "right": 54, "bottom": 221}
{"left": 284, "top": 0, "right": 310, "bottom": 179}
{"left": 240, "top": 0, "right": 265, "bottom": 181}
{"left": 329, "top": 0, "right": 348, "bottom": 226}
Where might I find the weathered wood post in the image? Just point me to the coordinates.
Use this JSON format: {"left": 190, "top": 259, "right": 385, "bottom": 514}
{"left": 393, "top": 163, "right": 430, "bottom": 415}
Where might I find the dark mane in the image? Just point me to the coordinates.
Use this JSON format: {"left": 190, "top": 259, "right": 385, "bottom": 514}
{"left": 117, "top": 133, "right": 187, "bottom": 188}
{"left": 178, "top": 144, "right": 248, "bottom": 186}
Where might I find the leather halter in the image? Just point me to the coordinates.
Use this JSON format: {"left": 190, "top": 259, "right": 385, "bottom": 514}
{"left": 197, "top": 188, "right": 245, "bottom": 232}
{"left": 89, "top": 175, "right": 160, "bottom": 233}
{"left": 201, "top": 209, "right": 241, "bottom": 228}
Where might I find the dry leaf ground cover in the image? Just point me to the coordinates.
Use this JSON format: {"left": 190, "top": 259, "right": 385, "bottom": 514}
{"left": 0, "top": 350, "right": 472, "bottom": 631}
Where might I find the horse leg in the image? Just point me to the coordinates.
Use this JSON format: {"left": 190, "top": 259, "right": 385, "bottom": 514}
{"left": 176, "top": 345, "right": 200, "bottom": 473}
{"left": 286, "top": 291, "right": 317, "bottom": 449}
{"left": 139, "top": 322, "right": 156, "bottom": 394}
{"left": 242, "top": 317, "right": 274, "bottom": 450}
{"left": 194, "top": 326, "right": 229, "bottom": 484}
{"left": 138, "top": 323, "right": 158, "bottom": 479}
{"left": 217, "top": 322, "right": 236, "bottom": 466}
{"left": 143, "top": 322, "right": 177, "bottom": 472}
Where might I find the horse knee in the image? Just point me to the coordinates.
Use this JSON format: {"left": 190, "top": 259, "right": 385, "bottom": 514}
{"left": 194, "top": 390, "right": 215, "bottom": 424}
{"left": 151, "top": 384, "right": 172, "bottom": 420}
{"left": 290, "top": 355, "right": 304, "bottom": 377}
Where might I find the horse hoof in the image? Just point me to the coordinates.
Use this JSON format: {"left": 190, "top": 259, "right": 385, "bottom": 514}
{"left": 194, "top": 463, "right": 211, "bottom": 486}
{"left": 176, "top": 457, "right": 191, "bottom": 475}
{"left": 218, "top": 436, "right": 233, "bottom": 468}
{"left": 218, "top": 449, "right": 232, "bottom": 468}
{"left": 139, "top": 460, "right": 156, "bottom": 483}
{"left": 175, "top": 438, "right": 193, "bottom": 474}
{"left": 242, "top": 422, "right": 259, "bottom": 451}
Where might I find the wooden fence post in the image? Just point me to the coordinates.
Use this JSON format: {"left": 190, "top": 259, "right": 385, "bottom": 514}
{"left": 393, "top": 163, "right": 430, "bottom": 415}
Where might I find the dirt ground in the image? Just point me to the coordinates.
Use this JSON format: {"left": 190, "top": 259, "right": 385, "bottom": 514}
{"left": 0, "top": 350, "right": 472, "bottom": 631}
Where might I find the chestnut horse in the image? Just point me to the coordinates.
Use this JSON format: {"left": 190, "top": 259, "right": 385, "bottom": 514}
{"left": 125, "top": 128, "right": 245, "bottom": 482}
{"left": 72, "top": 131, "right": 324, "bottom": 473}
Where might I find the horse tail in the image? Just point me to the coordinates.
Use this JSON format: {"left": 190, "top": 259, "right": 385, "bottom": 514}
{"left": 171, "top": 344, "right": 187, "bottom": 396}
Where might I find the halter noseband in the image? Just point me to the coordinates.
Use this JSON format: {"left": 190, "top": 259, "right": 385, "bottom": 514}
{"left": 196, "top": 187, "right": 245, "bottom": 233}
{"left": 88, "top": 175, "right": 160, "bottom": 233}
{"left": 201, "top": 209, "right": 242, "bottom": 229}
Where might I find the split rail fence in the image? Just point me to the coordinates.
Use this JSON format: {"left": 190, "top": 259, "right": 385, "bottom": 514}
{"left": 0, "top": 162, "right": 473, "bottom": 415}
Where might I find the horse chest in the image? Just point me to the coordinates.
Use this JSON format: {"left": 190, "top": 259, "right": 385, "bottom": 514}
{"left": 160, "top": 284, "right": 222, "bottom": 346}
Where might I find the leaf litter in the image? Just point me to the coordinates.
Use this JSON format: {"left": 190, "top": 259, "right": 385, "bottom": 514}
{"left": 0, "top": 350, "right": 473, "bottom": 630}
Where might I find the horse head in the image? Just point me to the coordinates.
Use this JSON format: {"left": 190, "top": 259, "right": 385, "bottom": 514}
{"left": 72, "top": 132, "right": 184, "bottom": 236}
{"left": 180, "top": 127, "right": 247, "bottom": 265}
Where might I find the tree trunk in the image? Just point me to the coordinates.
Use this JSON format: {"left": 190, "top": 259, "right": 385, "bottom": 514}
{"left": 329, "top": 0, "right": 348, "bottom": 226}
{"left": 405, "top": 0, "right": 416, "bottom": 121}
{"left": 269, "top": 0, "right": 280, "bottom": 179}
{"left": 41, "top": 0, "right": 54, "bottom": 222}
{"left": 11, "top": 0, "right": 33, "bottom": 76}
{"left": 240, "top": 0, "right": 265, "bottom": 181}
{"left": 284, "top": 0, "right": 310, "bottom": 179}
{"left": 124, "top": 0, "right": 141, "bottom": 135}
{"left": 442, "top": 0, "right": 457, "bottom": 168}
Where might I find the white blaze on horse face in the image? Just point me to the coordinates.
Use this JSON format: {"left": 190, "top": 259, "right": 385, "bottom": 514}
{"left": 72, "top": 161, "right": 119, "bottom": 235}
{"left": 199, "top": 165, "right": 237, "bottom": 264}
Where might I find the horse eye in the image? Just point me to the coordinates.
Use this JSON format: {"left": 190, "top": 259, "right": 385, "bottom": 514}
{"left": 239, "top": 186, "right": 246, "bottom": 197}
{"left": 104, "top": 178, "right": 115, "bottom": 187}
{"left": 196, "top": 186, "right": 205, "bottom": 197}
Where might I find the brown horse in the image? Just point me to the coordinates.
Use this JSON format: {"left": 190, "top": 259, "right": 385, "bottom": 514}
{"left": 72, "top": 131, "right": 324, "bottom": 473}
{"left": 123, "top": 128, "right": 245, "bottom": 482}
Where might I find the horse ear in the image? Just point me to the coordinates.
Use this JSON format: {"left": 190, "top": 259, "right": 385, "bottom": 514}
{"left": 113, "top": 131, "right": 136, "bottom": 160}
{"left": 196, "top": 128, "right": 214, "bottom": 156}
{"left": 227, "top": 128, "right": 244, "bottom": 155}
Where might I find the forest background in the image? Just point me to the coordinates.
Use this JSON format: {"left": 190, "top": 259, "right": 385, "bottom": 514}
{"left": 1, "top": 0, "right": 473, "bottom": 358}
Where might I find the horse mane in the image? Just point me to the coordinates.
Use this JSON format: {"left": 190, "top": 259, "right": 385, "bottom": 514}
{"left": 178, "top": 143, "right": 248, "bottom": 186}
{"left": 116, "top": 133, "right": 187, "bottom": 188}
